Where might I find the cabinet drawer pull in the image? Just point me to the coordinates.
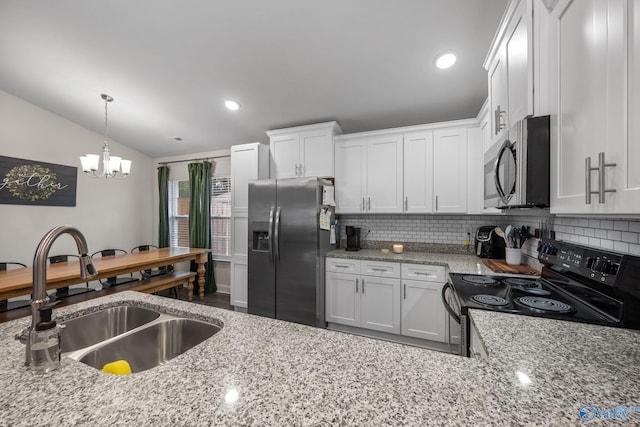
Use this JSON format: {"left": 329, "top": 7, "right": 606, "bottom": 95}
{"left": 371, "top": 268, "right": 388, "bottom": 272}
{"left": 362, "top": 197, "right": 365, "bottom": 211}
{"left": 356, "top": 278, "right": 359, "bottom": 293}
{"left": 405, "top": 196, "right": 408, "bottom": 211}
{"left": 367, "top": 197, "right": 371, "bottom": 211}
{"left": 362, "top": 279, "right": 365, "bottom": 293}
{"left": 334, "top": 264, "right": 351, "bottom": 268}
{"left": 403, "top": 283, "right": 406, "bottom": 299}
{"left": 415, "top": 272, "right": 434, "bottom": 277}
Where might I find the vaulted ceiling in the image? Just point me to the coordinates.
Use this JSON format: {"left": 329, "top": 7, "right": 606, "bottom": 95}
{"left": 0, "top": 0, "right": 508, "bottom": 157}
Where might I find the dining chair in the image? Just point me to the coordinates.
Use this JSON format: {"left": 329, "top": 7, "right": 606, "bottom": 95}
{"left": 90, "top": 249, "right": 139, "bottom": 288}
{"left": 0, "top": 262, "right": 30, "bottom": 312}
{"left": 131, "top": 244, "right": 173, "bottom": 278}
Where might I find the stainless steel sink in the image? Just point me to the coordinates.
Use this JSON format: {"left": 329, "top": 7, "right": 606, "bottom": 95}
{"left": 61, "top": 306, "right": 160, "bottom": 353}
{"left": 76, "top": 318, "right": 221, "bottom": 373}
{"left": 62, "top": 306, "right": 222, "bottom": 374}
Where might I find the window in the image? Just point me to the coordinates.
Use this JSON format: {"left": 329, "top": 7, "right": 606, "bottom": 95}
{"left": 168, "top": 176, "right": 231, "bottom": 259}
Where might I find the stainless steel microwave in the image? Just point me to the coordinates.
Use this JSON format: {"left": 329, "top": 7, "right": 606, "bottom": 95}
{"left": 484, "top": 115, "right": 550, "bottom": 209}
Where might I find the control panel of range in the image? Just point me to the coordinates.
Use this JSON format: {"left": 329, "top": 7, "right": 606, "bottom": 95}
{"left": 538, "top": 238, "right": 621, "bottom": 287}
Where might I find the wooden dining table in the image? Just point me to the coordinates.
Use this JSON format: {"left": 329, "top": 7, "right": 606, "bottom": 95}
{"left": 0, "top": 247, "right": 210, "bottom": 301}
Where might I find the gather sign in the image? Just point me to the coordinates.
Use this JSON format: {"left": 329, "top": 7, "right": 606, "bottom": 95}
{"left": 0, "top": 155, "right": 77, "bottom": 206}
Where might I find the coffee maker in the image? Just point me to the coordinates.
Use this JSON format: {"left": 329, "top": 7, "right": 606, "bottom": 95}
{"left": 475, "top": 225, "right": 506, "bottom": 259}
{"left": 345, "top": 226, "right": 361, "bottom": 251}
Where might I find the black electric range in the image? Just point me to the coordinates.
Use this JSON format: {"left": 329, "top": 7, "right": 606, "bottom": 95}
{"left": 443, "top": 238, "right": 640, "bottom": 356}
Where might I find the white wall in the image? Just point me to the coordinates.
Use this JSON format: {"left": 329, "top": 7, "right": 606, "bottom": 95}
{"left": 0, "top": 90, "right": 154, "bottom": 264}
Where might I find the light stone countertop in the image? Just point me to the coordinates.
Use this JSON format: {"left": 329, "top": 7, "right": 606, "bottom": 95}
{"left": 1, "top": 291, "right": 638, "bottom": 426}
{"left": 327, "top": 248, "right": 501, "bottom": 275}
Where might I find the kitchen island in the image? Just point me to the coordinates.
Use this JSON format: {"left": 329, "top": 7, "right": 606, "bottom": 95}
{"left": 1, "top": 291, "right": 638, "bottom": 426}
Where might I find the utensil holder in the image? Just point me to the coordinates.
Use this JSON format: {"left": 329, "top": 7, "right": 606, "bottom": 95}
{"left": 505, "top": 248, "right": 522, "bottom": 265}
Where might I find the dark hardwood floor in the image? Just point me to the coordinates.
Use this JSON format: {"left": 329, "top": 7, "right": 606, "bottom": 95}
{"left": 190, "top": 291, "right": 233, "bottom": 310}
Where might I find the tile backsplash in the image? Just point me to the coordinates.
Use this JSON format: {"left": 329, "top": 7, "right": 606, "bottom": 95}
{"left": 338, "top": 214, "right": 640, "bottom": 257}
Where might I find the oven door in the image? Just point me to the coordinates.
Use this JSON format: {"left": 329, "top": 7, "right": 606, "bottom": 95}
{"left": 441, "top": 282, "right": 464, "bottom": 355}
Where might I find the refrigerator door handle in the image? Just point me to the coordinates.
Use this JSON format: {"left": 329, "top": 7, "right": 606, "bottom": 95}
{"left": 268, "top": 206, "right": 275, "bottom": 263}
{"left": 274, "top": 206, "right": 282, "bottom": 262}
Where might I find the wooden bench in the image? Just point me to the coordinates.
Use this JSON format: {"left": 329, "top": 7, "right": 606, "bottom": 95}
{"left": 129, "top": 271, "right": 197, "bottom": 301}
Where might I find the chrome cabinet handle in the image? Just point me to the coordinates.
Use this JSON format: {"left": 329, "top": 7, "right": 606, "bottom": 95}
{"left": 299, "top": 163, "right": 304, "bottom": 176}
{"left": 597, "top": 152, "right": 616, "bottom": 203}
{"left": 585, "top": 157, "right": 593, "bottom": 204}
{"left": 362, "top": 279, "right": 365, "bottom": 293}
{"left": 494, "top": 106, "right": 506, "bottom": 135}
{"left": 295, "top": 163, "right": 299, "bottom": 176}
{"left": 585, "top": 153, "right": 616, "bottom": 204}
{"left": 403, "top": 283, "right": 406, "bottom": 299}
{"left": 367, "top": 197, "right": 371, "bottom": 211}
{"left": 435, "top": 195, "right": 439, "bottom": 212}
{"left": 405, "top": 196, "right": 408, "bottom": 211}
{"left": 335, "top": 264, "right": 350, "bottom": 268}
{"left": 362, "top": 197, "right": 365, "bottom": 211}
{"left": 356, "top": 278, "right": 359, "bottom": 293}
{"left": 371, "top": 268, "right": 387, "bottom": 272}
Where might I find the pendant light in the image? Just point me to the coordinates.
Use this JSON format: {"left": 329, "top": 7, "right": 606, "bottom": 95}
{"left": 80, "top": 94, "right": 132, "bottom": 178}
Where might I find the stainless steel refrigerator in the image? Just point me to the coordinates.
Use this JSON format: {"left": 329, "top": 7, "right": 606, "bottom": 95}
{"left": 248, "top": 177, "right": 335, "bottom": 327}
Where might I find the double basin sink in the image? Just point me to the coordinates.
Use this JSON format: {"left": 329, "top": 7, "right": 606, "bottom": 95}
{"left": 61, "top": 305, "right": 222, "bottom": 374}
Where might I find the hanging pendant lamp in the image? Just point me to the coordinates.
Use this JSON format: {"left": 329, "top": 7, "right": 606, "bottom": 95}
{"left": 80, "top": 94, "right": 131, "bottom": 179}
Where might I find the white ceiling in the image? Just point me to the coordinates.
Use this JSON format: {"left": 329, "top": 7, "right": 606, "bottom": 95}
{"left": 0, "top": 0, "right": 508, "bottom": 158}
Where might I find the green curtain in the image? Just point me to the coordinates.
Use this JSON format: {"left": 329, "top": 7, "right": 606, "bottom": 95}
{"left": 157, "top": 165, "right": 170, "bottom": 248}
{"left": 188, "top": 161, "right": 216, "bottom": 293}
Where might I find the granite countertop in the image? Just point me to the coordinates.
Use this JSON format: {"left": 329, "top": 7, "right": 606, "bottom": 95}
{"left": 1, "top": 291, "right": 639, "bottom": 425}
{"left": 327, "top": 248, "right": 498, "bottom": 275}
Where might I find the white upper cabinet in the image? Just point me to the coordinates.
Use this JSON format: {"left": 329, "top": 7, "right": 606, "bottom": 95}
{"left": 485, "top": 0, "right": 534, "bottom": 144}
{"left": 403, "top": 131, "right": 434, "bottom": 213}
{"left": 366, "top": 134, "right": 403, "bottom": 213}
{"left": 269, "top": 133, "right": 299, "bottom": 179}
{"left": 335, "top": 121, "right": 472, "bottom": 214}
{"left": 335, "top": 134, "right": 403, "bottom": 214}
{"left": 267, "top": 121, "right": 342, "bottom": 179}
{"left": 549, "top": 0, "right": 640, "bottom": 215}
{"left": 433, "top": 128, "right": 467, "bottom": 213}
{"left": 334, "top": 139, "right": 367, "bottom": 213}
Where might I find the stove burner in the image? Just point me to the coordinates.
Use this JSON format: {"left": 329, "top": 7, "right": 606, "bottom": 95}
{"left": 471, "top": 294, "right": 509, "bottom": 306}
{"left": 462, "top": 276, "right": 498, "bottom": 286}
{"left": 517, "top": 296, "right": 573, "bottom": 313}
{"left": 503, "top": 278, "right": 538, "bottom": 287}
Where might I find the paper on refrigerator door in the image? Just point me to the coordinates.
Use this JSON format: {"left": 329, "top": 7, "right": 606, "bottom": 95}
{"left": 319, "top": 208, "right": 331, "bottom": 230}
{"left": 322, "top": 185, "right": 336, "bottom": 206}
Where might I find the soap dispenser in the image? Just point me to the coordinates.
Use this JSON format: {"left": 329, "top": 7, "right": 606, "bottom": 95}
{"left": 27, "top": 305, "right": 61, "bottom": 373}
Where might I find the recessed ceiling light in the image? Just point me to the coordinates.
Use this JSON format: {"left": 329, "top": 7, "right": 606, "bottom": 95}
{"left": 434, "top": 52, "right": 457, "bottom": 69}
{"left": 225, "top": 99, "right": 240, "bottom": 111}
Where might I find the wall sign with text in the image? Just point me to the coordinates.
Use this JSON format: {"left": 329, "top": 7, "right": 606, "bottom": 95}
{"left": 0, "top": 155, "right": 77, "bottom": 206}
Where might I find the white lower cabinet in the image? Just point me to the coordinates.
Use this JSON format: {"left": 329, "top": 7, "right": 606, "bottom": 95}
{"left": 326, "top": 271, "right": 360, "bottom": 327}
{"left": 326, "top": 259, "right": 400, "bottom": 334}
{"left": 326, "top": 258, "right": 446, "bottom": 342}
{"left": 360, "top": 275, "right": 400, "bottom": 334}
{"left": 401, "top": 279, "right": 446, "bottom": 342}
{"left": 400, "top": 264, "right": 447, "bottom": 343}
